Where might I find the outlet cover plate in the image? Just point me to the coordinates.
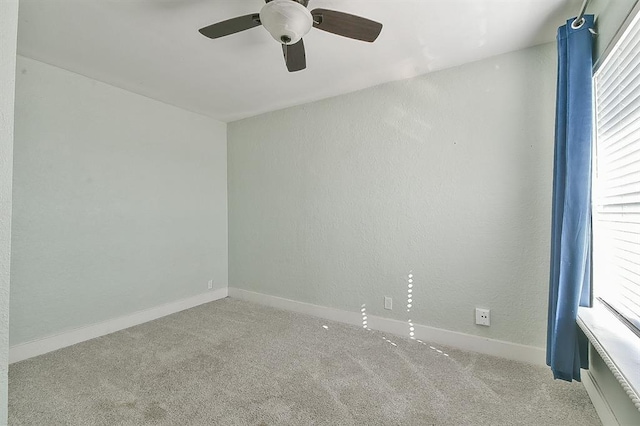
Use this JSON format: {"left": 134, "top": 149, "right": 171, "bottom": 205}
{"left": 384, "top": 297, "right": 392, "bottom": 310}
{"left": 475, "top": 308, "right": 490, "bottom": 326}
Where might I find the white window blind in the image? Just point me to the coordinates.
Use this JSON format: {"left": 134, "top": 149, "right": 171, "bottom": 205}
{"left": 593, "top": 7, "right": 640, "bottom": 331}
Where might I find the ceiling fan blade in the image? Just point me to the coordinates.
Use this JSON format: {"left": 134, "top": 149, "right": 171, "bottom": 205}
{"left": 199, "top": 14, "right": 261, "bottom": 39}
{"left": 282, "top": 39, "right": 306, "bottom": 72}
{"left": 311, "top": 8, "right": 382, "bottom": 42}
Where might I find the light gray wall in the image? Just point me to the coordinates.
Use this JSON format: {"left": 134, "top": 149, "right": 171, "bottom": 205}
{"left": 228, "top": 43, "right": 556, "bottom": 348}
{"left": 0, "top": 0, "right": 18, "bottom": 423}
{"left": 10, "top": 56, "right": 228, "bottom": 345}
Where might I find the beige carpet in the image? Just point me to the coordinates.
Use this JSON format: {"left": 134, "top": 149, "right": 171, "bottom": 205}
{"left": 9, "top": 298, "right": 600, "bottom": 425}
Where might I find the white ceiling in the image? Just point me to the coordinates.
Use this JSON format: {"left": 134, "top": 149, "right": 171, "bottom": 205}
{"left": 17, "top": 0, "right": 581, "bottom": 122}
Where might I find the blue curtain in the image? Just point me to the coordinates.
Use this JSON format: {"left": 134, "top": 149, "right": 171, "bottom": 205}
{"left": 547, "top": 15, "right": 594, "bottom": 382}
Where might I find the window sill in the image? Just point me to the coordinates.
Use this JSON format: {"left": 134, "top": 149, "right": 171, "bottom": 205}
{"left": 577, "top": 301, "right": 640, "bottom": 411}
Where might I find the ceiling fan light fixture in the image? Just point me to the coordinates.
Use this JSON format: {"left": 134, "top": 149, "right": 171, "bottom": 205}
{"left": 260, "top": 0, "right": 312, "bottom": 45}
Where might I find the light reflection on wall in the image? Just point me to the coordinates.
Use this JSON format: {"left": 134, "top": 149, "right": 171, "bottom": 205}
{"left": 352, "top": 273, "right": 449, "bottom": 355}
{"left": 407, "top": 271, "right": 415, "bottom": 339}
{"left": 406, "top": 270, "right": 449, "bottom": 357}
{"left": 361, "top": 304, "right": 370, "bottom": 330}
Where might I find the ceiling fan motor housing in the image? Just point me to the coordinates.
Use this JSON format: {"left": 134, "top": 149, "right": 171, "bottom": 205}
{"left": 260, "top": 0, "right": 313, "bottom": 45}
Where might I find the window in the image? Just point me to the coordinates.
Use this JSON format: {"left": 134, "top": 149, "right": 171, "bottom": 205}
{"left": 579, "top": 3, "right": 640, "bottom": 409}
{"left": 592, "top": 6, "right": 640, "bottom": 335}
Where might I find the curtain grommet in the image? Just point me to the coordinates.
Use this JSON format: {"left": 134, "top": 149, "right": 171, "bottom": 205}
{"left": 572, "top": 18, "right": 585, "bottom": 29}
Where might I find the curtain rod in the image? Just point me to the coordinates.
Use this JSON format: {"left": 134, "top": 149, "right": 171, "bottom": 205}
{"left": 572, "top": 0, "right": 590, "bottom": 29}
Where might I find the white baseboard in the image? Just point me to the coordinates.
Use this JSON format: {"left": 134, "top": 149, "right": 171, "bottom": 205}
{"left": 10, "top": 287, "right": 546, "bottom": 366}
{"left": 582, "top": 370, "right": 620, "bottom": 426}
{"left": 9, "top": 288, "right": 228, "bottom": 364}
{"left": 228, "top": 288, "right": 546, "bottom": 366}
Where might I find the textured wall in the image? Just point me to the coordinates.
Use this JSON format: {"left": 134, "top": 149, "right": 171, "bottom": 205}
{"left": 10, "top": 56, "right": 228, "bottom": 345}
{"left": 0, "top": 0, "right": 18, "bottom": 423}
{"left": 229, "top": 43, "right": 556, "bottom": 347}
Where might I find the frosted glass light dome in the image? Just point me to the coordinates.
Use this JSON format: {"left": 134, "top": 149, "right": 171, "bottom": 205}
{"left": 260, "top": 0, "right": 313, "bottom": 45}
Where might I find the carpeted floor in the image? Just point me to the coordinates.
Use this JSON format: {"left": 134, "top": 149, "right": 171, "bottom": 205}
{"left": 9, "top": 298, "right": 600, "bottom": 425}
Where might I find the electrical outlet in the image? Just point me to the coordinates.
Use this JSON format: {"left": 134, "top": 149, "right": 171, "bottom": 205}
{"left": 475, "top": 308, "right": 490, "bottom": 326}
{"left": 384, "top": 297, "right": 392, "bottom": 310}
{"left": 207, "top": 279, "right": 213, "bottom": 290}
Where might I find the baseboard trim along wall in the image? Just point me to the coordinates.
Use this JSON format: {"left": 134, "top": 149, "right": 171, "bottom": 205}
{"left": 9, "top": 288, "right": 228, "bottom": 364}
{"left": 582, "top": 370, "right": 620, "bottom": 426}
{"left": 228, "top": 288, "right": 546, "bottom": 366}
{"left": 10, "top": 287, "right": 546, "bottom": 366}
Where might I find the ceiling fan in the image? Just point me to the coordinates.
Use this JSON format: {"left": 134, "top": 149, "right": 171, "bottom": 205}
{"left": 198, "top": 0, "right": 383, "bottom": 72}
